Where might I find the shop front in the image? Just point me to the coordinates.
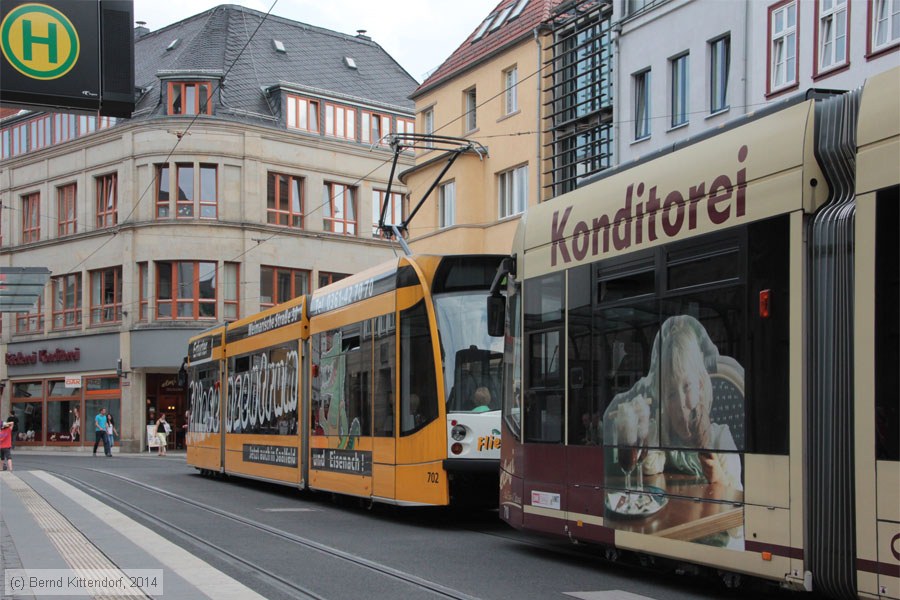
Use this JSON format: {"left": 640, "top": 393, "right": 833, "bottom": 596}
{"left": 4, "top": 333, "right": 125, "bottom": 451}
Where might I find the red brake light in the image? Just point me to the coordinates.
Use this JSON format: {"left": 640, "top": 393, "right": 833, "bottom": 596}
{"left": 759, "top": 289, "right": 771, "bottom": 318}
{"left": 451, "top": 419, "right": 458, "bottom": 426}
{"left": 451, "top": 443, "right": 463, "bottom": 455}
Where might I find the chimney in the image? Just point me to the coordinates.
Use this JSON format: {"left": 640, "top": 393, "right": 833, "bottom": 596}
{"left": 356, "top": 29, "right": 371, "bottom": 41}
{"left": 134, "top": 20, "right": 149, "bottom": 39}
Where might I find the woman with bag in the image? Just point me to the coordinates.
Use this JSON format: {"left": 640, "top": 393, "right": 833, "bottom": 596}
{"left": 155, "top": 412, "right": 170, "bottom": 456}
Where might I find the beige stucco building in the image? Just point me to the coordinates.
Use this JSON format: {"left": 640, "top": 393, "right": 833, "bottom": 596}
{"left": 0, "top": 5, "right": 417, "bottom": 451}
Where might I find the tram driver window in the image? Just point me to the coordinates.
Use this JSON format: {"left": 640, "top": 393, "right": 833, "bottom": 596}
{"left": 524, "top": 272, "right": 565, "bottom": 444}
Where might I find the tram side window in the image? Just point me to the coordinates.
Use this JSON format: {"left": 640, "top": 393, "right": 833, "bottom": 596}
{"left": 311, "top": 325, "right": 371, "bottom": 440}
{"left": 342, "top": 325, "right": 372, "bottom": 438}
{"left": 524, "top": 272, "right": 564, "bottom": 444}
{"left": 400, "top": 301, "right": 438, "bottom": 435}
{"left": 371, "top": 314, "right": 396, "bottom": 437}
{"left": 226, "top": 344, "right": 299, "bottom": 435}
{"left": 568, "top": 265, "right": 597, "bottom": 445}
{"left": 875, "top": 188, "right": 899, "bottom": 461}
{"left": 503, "top": 283, "right": 522, "bottom": 439}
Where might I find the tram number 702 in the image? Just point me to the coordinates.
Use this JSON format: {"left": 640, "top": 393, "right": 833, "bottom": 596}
{"left": 427, "top": 471, "right": 440, "bottom": 484}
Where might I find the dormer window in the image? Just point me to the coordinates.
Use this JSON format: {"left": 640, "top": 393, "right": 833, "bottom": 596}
{"left": 168, "top": 81, "right": 213, "bottom": 115}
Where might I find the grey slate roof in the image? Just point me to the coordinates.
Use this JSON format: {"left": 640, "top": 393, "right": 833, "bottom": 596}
{"left": 133, "top": 4, "right": 417, "bottom": 124}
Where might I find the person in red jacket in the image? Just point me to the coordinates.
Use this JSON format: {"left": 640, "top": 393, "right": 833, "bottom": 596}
{"left": 0, "top": 420, "right": 13, "bottom": 472}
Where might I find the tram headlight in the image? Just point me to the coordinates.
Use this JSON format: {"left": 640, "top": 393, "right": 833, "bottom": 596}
{"left": 451, "top": 424, "right": 466, "bottom": 441}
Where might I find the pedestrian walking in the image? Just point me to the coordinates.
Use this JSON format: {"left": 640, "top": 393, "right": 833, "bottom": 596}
{"left": 155, "top": 412, "right": 170, "bottom": 456}
{"left": 7, "top": 409, "right": 19, "bottom": 449}
{"left": 93, "top": 408, "right": 111, "bottom": 457}
{"left": 106, "top": 414, "right": 119, "bottom": 453}
{"left": 1, "top": 420, "right": 13, "bottom": 471}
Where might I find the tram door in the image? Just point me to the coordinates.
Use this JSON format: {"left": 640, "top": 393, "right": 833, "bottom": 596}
{"left": 371, "top": 313, "right": 397, "bottom": 501}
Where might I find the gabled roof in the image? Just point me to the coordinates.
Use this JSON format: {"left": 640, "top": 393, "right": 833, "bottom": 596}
{"left": 133, "top": 4, "right": 417, "bottom": 122}
{"left": 411, "top": 0, "right": 560, "bottom": 99}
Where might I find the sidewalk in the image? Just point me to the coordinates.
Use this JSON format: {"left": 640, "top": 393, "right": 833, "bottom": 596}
{"left": 0, "top": 468, "right": 265, "bottom": 599}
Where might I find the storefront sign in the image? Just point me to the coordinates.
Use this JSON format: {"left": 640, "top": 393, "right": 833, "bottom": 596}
{"left": 64, "top": 375, "right": 81, "bottom": 388}
{"left": 6, "top": 347, "right": 80, "bottom": 365}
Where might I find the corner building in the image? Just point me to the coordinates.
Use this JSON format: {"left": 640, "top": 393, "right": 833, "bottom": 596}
{"left": 0, "top": 5, "right": 418, "bottom": 452}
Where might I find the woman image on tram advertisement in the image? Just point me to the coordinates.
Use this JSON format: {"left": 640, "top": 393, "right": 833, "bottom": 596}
{"left": 602, "top": 314, "right": 744, "bottom": 548}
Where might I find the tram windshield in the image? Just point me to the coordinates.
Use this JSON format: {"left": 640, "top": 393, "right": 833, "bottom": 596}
{"left": 433, "top": 291, "right": 503, "bottom": 412}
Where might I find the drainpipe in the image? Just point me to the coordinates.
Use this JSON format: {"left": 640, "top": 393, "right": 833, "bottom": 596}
{"left": 743, "top": 0, "right": 750, "bottom": 116}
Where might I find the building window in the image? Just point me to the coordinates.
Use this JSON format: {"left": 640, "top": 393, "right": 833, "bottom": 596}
{"left": 139, "top": 262, "right": 149, "bottom": 321}
{"left": 325, "top": 103, "right": 356, "bottom": 140}
{"left": 267, "top": 172, "right": 304, "bottom": 228}
{"left": 323, "top": 183, "right": 356, "bottom": 235}
{"left": 318, "top": 272, "right": 349, "bottom": 288}
{"left": 769, "top": 0, "right": 798, "bottom": 93}
{"left": 22, "top": 192, "right": 40, "bottom": 243}
{"left": 422, "top": 108, "right": 434, "bottom": 148}
{"left": 168, "top": 81, "right": 212, "bottom": 115}
{"left": 199, "top": 164, "right": 217, "bottom": 219}
{"left": 260, "top": 266, "right": 309, "bottom": 309}
{"left": 16, "top": 297, "right": 43, "bottom": 334}
{"left": 286, "top": 95, "right": 319, "bottom": 133}
{"left": 870, "top": 0, "right": 899, "bottom": 53}
{"left": 224, "top": 262, "right": 239, "bottom": 321}
{"left": 54, "top": 113, "right": 77, "bottom": 143}
{"left": 52, "top": 273, "right": 81, "bottom": 330}
{"left": 817, "top": 0, "right": 848, "bottom": 74}
{"left": 464, "top": 88, "right": 477, "bottom": 132}
{"left": 504, "top": 66, "right": 519, "bottom": 115}
{"left": 710, "top": 36, "right": 730, "bottom": 113}
{"left": 95, "top": 173, "right": 117, "bottom": 228}
{"left": 90, "top": 266, "right": 122, "bottom": 324}
{"left": 176, "top": 163, "right": 194, "bottom": 218}
{"left": 57, "top": 184, "right": 77, "bottom": 237}
{"left": 634, "top": 69, "right": 651, "bottom": 139}
{"left": 373, "top": 190, "right": 403, "bottom": 237}
{"left": 396, "top": 117, "right": 415, "bottom": 135}
{"left": 156, "top": 261, "right": 217, "bottom": 320}
{"left": 156, "top": 164, "right": 170, "bottom": 218}
{"left": 361, "top": 111, "right": 391, "bottom": 145}
{"left": 626, "top": 0, "right": 654, "bottom": 15}
{"left": 438, "top": 181, "right": 455, "bottom": 228}
{"left": 498, "top": 165, "right": 528, "bottom": 218}
{"left": 556, "top": 126, "right": 613, "bottom": 196}
{"left": 670, "top": 53, "right": 689, "bottom": 128}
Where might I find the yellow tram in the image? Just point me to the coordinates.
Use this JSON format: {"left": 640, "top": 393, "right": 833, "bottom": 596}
{"left": 491, "top": 68, "right": 898, "bottom": 598}
{"left": 187, "top": 254, "right": 505, "bottom": 506}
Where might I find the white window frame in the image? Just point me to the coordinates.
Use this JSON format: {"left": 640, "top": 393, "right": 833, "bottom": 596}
{"left": 634, "top": 69, "right": 651, "bottom": 140}
{"left": 373, "top": 190, "right": 403, "bottom": 237}
{"left": 438, "top": 181, "right": 455, "bottom": 228}
{"left": 670, "top": 53, "right": 689, "bottom": 128}
{"left": 770, "top": 1, "right": 798, "bottom": 92}
{"left": 504, "top": 66, "right": 518, "bottom": 115}
{"left": 498, "top": 165, "right": 528, "bottom": 219}
{"left": 709, "top": 36, "right": 730, "bottom": 113}
{"left": 464, "top": 88, "right": 477, "bottom": 132}
{"left": 871, "top": 0, "right": 900, "bottom": 52}
{"left": 818, "top": 0, "right": 848, "bottom": 72}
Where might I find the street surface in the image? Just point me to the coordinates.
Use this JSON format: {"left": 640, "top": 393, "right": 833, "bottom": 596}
{"left": 4, "top": 451, "right": 822, "bottom": 600}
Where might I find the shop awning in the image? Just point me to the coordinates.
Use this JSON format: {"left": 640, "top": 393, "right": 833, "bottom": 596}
{"left": 0, "top": 267, "right": 51, "bottom": 312}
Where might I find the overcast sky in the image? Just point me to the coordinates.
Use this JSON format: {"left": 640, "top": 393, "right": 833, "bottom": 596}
{"left": 133, "top": 0, "right": 491, "bottom": 82}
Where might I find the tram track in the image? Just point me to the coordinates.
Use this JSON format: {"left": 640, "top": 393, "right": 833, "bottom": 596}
{"left": 37, "top": 463, "right": 482, "bottom": 600}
